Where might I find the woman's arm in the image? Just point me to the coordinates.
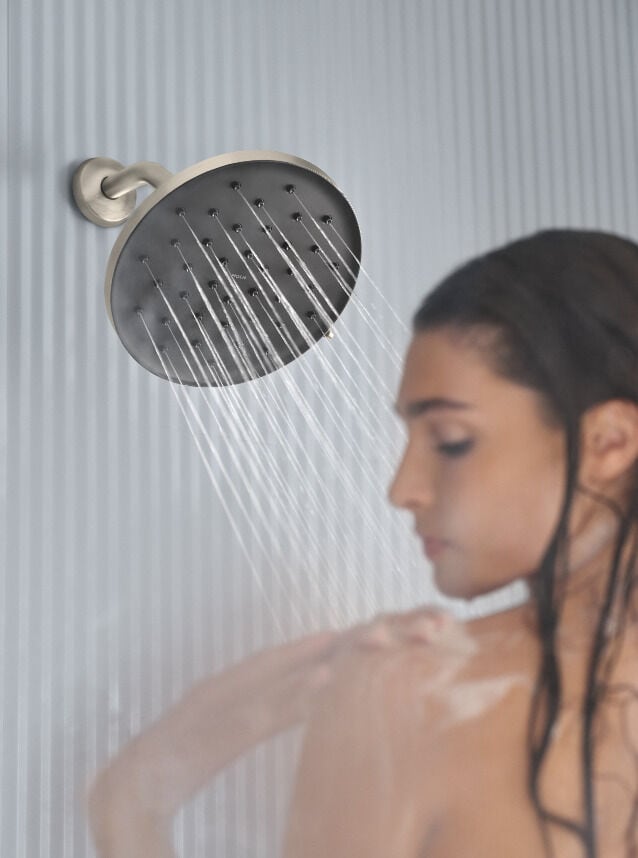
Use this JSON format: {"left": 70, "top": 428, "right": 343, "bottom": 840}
{"left": 88, "top": 607, "right": 451, "bottom": 858}
{"left": 88, "top": 631, "right": 338, "bottom": 858}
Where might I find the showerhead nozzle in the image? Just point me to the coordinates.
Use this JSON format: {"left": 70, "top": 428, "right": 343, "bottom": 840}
{"left": 73, "top": 150, "right": 362, "bottom": 387}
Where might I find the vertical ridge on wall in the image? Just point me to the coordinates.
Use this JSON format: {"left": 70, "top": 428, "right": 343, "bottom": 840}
{"left": 0, "top": 0, "right": 8, "bottom": 849}
{"left": 38, "top": 7, "right": 54, "bottom": 856}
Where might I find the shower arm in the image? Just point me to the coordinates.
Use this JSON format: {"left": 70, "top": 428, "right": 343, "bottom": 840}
{"left": 101, "top": 161, "right": 172, "bottom": 198}
{"left": 72, "top": 156, "right": 173, "bottom": 227}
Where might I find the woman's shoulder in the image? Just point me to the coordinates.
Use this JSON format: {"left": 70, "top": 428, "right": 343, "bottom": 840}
{"left": 326, "top": 604, "right": 536, "bottom": 716}
{"left": 302, "top": 604, "right": 536, "bottom": 788}
{"left": 283, "top": 607, "right": 537, "bottom": 857}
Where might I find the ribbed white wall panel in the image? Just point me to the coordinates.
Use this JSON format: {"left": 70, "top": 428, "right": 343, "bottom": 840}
{"left": 3, "top": 1, "right": 638, "bottom": 855}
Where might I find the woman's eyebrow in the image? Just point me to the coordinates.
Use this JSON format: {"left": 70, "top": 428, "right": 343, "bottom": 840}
{"left": 394, "top": 397, "right": 474, "bottom": 419}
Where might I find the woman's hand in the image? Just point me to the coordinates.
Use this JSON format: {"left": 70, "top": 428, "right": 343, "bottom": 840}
{"left": 347, "top": 605, "right": 455, "bottom": 650}
{"left": 88, "top": 607, "right": 452, "bottom": 858}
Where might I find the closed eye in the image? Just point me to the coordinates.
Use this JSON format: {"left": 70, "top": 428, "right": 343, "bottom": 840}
{"left": 437, "top": 440, "right": 474, "bottom": 458}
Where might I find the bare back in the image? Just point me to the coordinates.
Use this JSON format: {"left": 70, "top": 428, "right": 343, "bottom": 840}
{"left": 283, "top": 606, "right": 638, "bottom": 857}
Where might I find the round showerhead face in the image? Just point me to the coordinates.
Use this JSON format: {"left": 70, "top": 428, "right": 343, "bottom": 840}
{"left": 106, "top": 150, "right": 362, "bottom": 386}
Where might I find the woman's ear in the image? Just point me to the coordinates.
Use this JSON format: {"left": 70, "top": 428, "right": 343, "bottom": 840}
{"left": 579, "top": 400, "right": 638, "bottom": 490}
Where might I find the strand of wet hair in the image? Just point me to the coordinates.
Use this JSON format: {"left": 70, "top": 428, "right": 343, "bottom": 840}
{"left": 528, "top": 428, "right": 589, "bottom": 855}
{"left": 581, "top": 520, "right": 628, "bottom": 853}
{"left": 603, "top": 683, "right": 638, "bottom": 855}
{"left": 578, "top": 478, "right": 638, "bottom": 857}
{"left": 528, "top": 534, "right": 587, "bottom": 853}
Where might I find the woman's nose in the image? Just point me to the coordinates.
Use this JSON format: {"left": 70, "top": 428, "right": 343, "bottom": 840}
{"left": 388, "top": 447, "right": 434, "bottom": 510}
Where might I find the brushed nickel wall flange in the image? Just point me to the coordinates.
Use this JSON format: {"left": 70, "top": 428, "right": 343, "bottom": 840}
{"left": 72, "top": 157, "right": 172, "bottom": 227}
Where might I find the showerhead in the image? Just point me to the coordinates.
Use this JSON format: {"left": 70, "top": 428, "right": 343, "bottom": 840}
{"left": 72, "top": 150, "right": 362, "bottom": 386}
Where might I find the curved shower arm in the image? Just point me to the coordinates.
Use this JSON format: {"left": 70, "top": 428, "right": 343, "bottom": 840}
{"left": 72, "top": 156, "right": 173, "bottom": 227}
{"left": 101, "top": 161, "right": 173, "bottom": 199}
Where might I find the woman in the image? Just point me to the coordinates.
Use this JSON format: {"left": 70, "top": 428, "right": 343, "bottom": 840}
{"left": 89, "top": 229, "right": 638, "bottom": 857}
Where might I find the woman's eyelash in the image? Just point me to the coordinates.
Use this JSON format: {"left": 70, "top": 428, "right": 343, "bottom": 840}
{"left": 437, "top": 440, "right": 474, "bottom": 457}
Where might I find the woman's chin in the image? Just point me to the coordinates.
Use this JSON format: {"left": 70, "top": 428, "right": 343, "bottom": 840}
{"left": 433, "top": 567, "right": 475, "bottom": 600}
{"left": 433, "top": 566, "right": 511, "bottom": 602}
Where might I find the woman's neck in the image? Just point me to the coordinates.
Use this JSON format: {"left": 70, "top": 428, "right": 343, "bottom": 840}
{"left": 535, "top": 521, "right": 638, "bottom": 700}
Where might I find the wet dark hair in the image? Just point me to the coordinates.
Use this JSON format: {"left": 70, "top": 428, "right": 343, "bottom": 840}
{"left": 413, "top": 229, "right": 638, "bottom": 857}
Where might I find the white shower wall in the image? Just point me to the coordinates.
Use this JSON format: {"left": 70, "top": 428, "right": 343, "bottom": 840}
{"left": 2, "top": 1, "right": 638, "bottom": 855}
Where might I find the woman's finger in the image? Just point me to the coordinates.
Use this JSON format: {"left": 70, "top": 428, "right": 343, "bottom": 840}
{"left": 345, "top": 607, "right": 454, "bottom": 649}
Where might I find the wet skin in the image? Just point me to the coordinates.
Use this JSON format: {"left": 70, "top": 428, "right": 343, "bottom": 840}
{"left": 283, "top": 329, "right": 638, "bottom": 857}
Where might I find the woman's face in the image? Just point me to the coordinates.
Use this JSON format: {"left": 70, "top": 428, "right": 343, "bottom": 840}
{"left": 389, "top": 328, "right": 567, "bottom": 599}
